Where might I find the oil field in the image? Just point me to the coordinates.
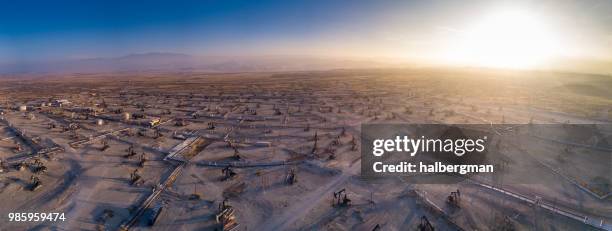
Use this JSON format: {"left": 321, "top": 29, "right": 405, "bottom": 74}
{"left": 0, "top": 68, "right": 610, "bottom": 230}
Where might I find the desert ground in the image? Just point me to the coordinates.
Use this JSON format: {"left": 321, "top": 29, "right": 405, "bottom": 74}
{"left": 0, "top": 68, "right": 610, "bottom": 231}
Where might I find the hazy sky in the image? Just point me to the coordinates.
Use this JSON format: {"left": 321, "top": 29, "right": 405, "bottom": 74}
{"left": 1, "top": 0, "right": 611, "bottom": 71}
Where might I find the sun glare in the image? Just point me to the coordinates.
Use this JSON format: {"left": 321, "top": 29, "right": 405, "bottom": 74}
{"left": 446, "top": 9, "right": 561, "bottom": 69}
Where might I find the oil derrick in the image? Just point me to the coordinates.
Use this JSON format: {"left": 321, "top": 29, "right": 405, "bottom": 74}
{"left": 13, "top": 143, "right": 22, "bottom": 153}
{"left": 446, "top": 189, "right": 461, "bottom": 208}
{"left": 97, "top": 209, "right": 115, "bottom": 226}
{"left": 138, "top": 153, "right": 146, "bottom": 167}
{"left": 100, "top": 139, "right": 109, "bottom": 151}
{"left": 223, "top": 137, "right": 234, "bottom": 148}
{"left": 350, "top": 136, "right": 358, "bottom": 151}
{"left": 153, "top": 128, "right": 162, "bottom": 139}
{"left": 69, "top": 123, "right": 80, "bottom": 130}
{"left": 172, "top": 131, "right": 186, "bottom": 140}
{"left": 327, "top": 146, "right": 336, "bottom": 160}
{"left": 61, "top": 125, "right": 69, "bottom": 133}
{"left": 331, "top": 135, "right": 341, "bottom": 146}
{"left": 16, "top": 162, "right": 28, "bottom": 171}
{"left": 216, "top": 198, "right": 239, "bottom": 231}
{"left": 246, "top": 108, "right": 256, "bottom": 115}
{"left": 189, "top": 179, "right": 201, "bottom": 200}
{"left": 123, "top": 128, "right": 135, "bottom": 137}
{"left": 130, "top": 169, "right": 143, "bottom": 186}
{"left": 405, "top": 106, "right": 413, "bottom": 114}
{"left": 125, "top": 145, "right": 136, "bottom": 158}
{"left": 207, "top": 121, "right": 216, "bottom": 130}
{"left": 132, "top": 113, "right": 145, "bottom": 119}
{"left": 418, "top": 216, "right": 435, "bottom": 231}
{"left": 332, "top": 188, "right": 351, "bottom": 207}
{"left": 31, "top": 159, "right": 47, "bottom": 174}
{"left": 491, "top": 214, "right": 517, "bottom": 231}
{"left": 27, "top": 175, "right": 42, "bottom": 191}
{"left": 175, "top": 118, "right": 187, "bottom": 126}
{"left": 564, "top": 145, "right": 573, "bottom": 154}
{"left": 311, "top": 131, "right": 318, "bottom": 155}
{"left": 285, "top": 168, "right": 297, "bottom": 185}
{"left": 232, "top": 146, "right": 241, "bottom": 160}
{"left": 221, "top": 166, "right": 237, "bottom": 181}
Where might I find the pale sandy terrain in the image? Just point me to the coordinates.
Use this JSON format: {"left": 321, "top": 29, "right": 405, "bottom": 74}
{"left": 0, "top": 68, "right": 610, "bottom": 230}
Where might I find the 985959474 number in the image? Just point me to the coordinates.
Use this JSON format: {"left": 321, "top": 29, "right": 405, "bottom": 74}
{"left": 7, "top": 212, "right": 66, "bottom": 222}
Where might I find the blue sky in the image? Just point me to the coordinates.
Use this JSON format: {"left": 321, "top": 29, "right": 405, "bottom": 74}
{"left": 1, "top": 0, "right": 399, "bottom": 61}
{"left": 1, "top": 0, "right": 611, "bottom": 70}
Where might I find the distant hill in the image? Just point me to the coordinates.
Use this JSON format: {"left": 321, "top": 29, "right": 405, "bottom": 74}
{"left": 0, "top": 53, "right": 395, "bottom": 74}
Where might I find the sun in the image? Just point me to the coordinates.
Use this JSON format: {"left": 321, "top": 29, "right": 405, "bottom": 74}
{"left": 445, "top": 9, "right": 561, "bottom": 69}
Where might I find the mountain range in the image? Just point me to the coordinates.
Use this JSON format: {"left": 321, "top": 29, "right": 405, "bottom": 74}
{"left": 0, "top": 53, "right": 396, "bottom": 74}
